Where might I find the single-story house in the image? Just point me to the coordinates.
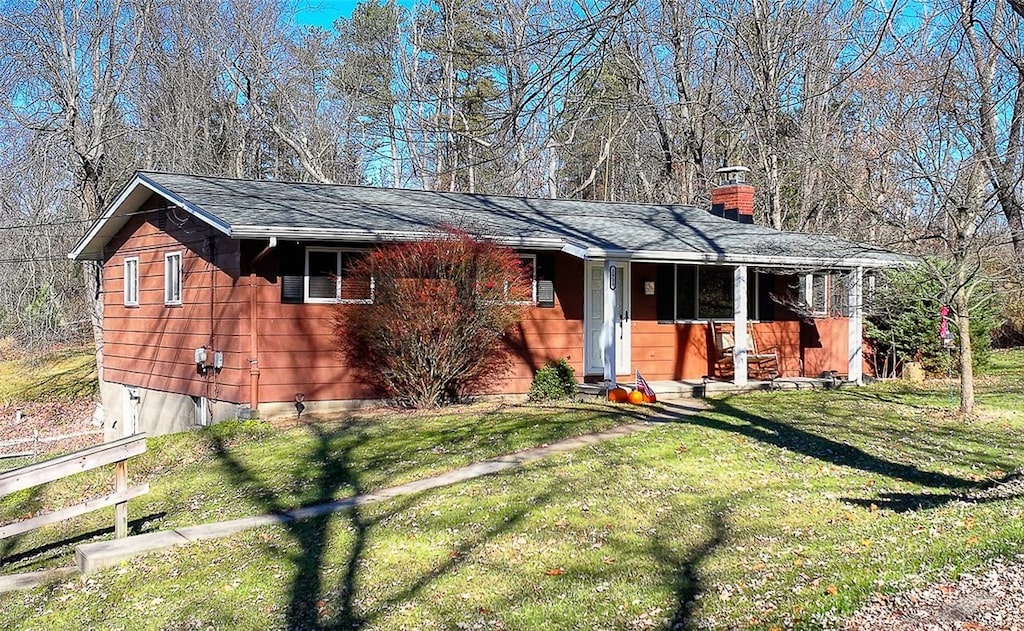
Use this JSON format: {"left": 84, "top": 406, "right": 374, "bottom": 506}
{"left": 70, "top": 168, "right": 910, "bottom": 437}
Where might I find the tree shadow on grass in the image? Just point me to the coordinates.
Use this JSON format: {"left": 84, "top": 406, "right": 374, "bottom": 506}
{"left": 211, "top": 421, "right": 373, "bottom": 629}
{"left": 363, "top": 474, "right": 559, "bottom": 627}
{"left": 659, "top": 400, "right": 974, "bottom": 490}
{"left": 842, "top": 470, "right": 1024, "bottom": 513}
{"left": 0, "top": 512, "right": 166, "bottom": 571}
{"left": 210, "top": 421, "right": 560, "bottom": 630}
{"left": 652, "top": 508, "right": 728, "bottom": 631}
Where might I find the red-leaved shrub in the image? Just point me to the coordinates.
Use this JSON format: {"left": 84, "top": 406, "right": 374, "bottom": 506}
{"left": 335, "top": 230, "right": 532, "bottom": 407}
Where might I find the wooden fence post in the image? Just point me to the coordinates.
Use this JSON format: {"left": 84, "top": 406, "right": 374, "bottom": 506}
{"left": 114, "top": 460, "right": 128, "bottom": 539}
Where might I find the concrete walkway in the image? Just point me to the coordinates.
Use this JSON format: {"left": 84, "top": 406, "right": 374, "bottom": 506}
{"left": 0, "top": 401, "right": 706, "bottom": 592}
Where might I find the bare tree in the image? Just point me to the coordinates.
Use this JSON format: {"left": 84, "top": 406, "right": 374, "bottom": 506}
{"left": 0, "top": 0, "right": 153, "bottom": 378}
{"left": 947, "top": 0, "right": 1024, "bottom": 259}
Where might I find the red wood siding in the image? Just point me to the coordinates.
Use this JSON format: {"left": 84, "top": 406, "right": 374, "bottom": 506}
{"left": 250, "top": 250, "right": 585, "bottom": 401}
{"left": 497, "top": 254, "right": 584, "bottom": 393}
{"left": 102, "top": 197, "right": 246, "bottom": 403}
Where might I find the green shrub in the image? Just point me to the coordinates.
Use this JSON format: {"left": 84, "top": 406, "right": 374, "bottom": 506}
{"left": 866, "top": 264, "right": 997, "bottom": 376}
{"left": 528, "top": 358, "right": 577, "bottom": 402}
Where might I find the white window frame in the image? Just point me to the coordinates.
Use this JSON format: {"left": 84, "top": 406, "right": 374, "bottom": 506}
{"left": 513, "top": 254, "right": 538, "bottom": 303}
{"left": 304, "top": 248, "right": 373, "bottom": 304}
{"left": 802, "top": 272, "right": 829, "bottom": 316}
{"left": 666, "top": 264, "right": 760, "bottom": 322}
{"left": 164, "top": 251, "right": 182, "bottom": 305}
{"left": 123, "top": 257, "right": 139, "bottom": 307}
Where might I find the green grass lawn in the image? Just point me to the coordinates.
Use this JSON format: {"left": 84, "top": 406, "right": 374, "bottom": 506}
{"left": 0, "top": 344, "right": 97, "bottom": 403}
{"left": 2, "top": 351, "right": 1023, "bottom": 630}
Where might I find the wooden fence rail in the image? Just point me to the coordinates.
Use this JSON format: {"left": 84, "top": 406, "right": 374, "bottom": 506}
{"left": 0, "top": 434, "right": 148, "bottom": 540}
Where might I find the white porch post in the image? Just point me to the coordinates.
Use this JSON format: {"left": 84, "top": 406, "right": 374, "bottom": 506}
{"left": 847, "top": 266, "right": 864, "bottom": 384}
{"left": 602, "top": 259, "right": 617, "bottom": 387}
{"left": 733, "top": 265, "right": 748, "bottom": 385}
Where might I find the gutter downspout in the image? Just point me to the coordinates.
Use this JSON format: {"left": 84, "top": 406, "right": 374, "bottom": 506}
{"left": 249, "top": 237, "right": 277, "bottom": 414}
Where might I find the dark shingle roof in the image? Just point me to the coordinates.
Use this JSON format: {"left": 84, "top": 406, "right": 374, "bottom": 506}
{"left": 71, "top": 171, "right": 912, "bottom": 268}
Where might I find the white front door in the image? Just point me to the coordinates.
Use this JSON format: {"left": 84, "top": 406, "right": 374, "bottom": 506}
{"left": 584, "top": 260, "right": 631, "bottom": 377}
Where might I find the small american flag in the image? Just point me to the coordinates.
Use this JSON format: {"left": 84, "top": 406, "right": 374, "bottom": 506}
{"left": 635, "top": 370, "right": 655, "bottom": 397}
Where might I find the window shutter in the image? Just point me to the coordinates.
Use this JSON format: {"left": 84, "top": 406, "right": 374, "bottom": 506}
{"left": 279, "top": 243, "right": 305, "bottom": 304}
{"left": 536, "top": 253, "right": 555, "bottom": 308}
{"left": 281, "top": 276, "right": 304, "bottom": 303}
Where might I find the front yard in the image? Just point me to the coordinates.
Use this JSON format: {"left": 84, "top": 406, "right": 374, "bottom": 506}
{"left": 1, "top": 351, "right": 1023, "bottom": 629}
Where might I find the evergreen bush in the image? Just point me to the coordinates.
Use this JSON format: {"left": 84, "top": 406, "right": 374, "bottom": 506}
{"left": 528, "top": 358, "right": 577, "bottom": 402}
{"left": 866, "top": 264, "right": 996, "bottom": 376}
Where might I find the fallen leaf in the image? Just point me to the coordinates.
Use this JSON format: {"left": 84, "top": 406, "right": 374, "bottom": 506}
{"left": 869, "top": 503, "right": 879, "bottom": 513}
{"left": 964, "top": 517, "right": 976, "bottom": 528}
{"left": 966, "top": 536, "right": 980, "bottom": 546}
{"left": 601, "top": 556, "right": 616, "bottom": 564}
{"left": 751, "top": 562, "right": 767, "bottom": 571}
{"left": 844, "top": 512, "right": 857, "bottom": 522}
{"left": 545, "top": 567, "right": 565, "bottom": 576}
{"left": 826, "top": 584, "right": 839, "bottom": 596}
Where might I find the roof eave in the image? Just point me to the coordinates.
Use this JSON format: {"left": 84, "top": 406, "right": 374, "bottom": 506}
{"left": 68, "top": 172, "right": 232, "bottom": 261}
{"left": 230, "top": 225, "right": 576, "bottom": 253}
{"left": 583, "top": 248, "right": 913, "bottom": 269}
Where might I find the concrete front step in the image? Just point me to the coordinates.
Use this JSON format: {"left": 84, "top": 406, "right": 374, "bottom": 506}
{"left": 579, "top": 376, "right": 849, "bottom": 399}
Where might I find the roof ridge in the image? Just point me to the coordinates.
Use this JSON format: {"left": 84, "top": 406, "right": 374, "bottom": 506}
{"left": 139, "top": 170, "right": 708, "bottom": 213}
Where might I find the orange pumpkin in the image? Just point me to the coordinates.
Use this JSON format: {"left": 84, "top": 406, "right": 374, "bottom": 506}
{"left": 642, "top": 391, "right": 657, "bottom": 404}
{"left": 627, "top": 389, "right": 645, "bottom": 405}
{"left": 607, "top": 387, "right": 629, "bottom": 403}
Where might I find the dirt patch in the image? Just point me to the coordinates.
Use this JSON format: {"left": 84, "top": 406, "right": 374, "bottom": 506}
{"left": 0, "top": 399, "right": 101, "bottom": 462}
{"left": 846, "top": 556, "right": 1024, "bottom": 630}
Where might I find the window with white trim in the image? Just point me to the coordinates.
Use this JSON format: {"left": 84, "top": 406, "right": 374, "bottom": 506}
{"left": 514, "top": 254, "right": 537, "bottom": 302}
{"left": 656, "top": 264, "right": 767, "bottom": 321}
{"left": 164, "top": 252, "right": 182, "bottom": 305}
{"left": 304, "top": 248, "right": 372, "bottom": 303}
{"left": 800, "top": 273, "right": 829, "bottom": 316}
{"left": 124, "top": 257, "right": 139, "bottom": 306}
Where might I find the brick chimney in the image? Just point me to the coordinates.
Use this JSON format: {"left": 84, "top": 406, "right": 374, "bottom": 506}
{"left": 710, "top": 166, "right": 754, "bottom": 224}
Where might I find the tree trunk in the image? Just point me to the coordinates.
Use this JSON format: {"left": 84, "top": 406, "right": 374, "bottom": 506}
{"left": 954, "top": 292, "right": 975, "bottom": 415}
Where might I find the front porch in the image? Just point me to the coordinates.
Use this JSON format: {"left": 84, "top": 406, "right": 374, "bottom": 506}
{"left": 582, "top": 258, "right": 868, "bottom": 388}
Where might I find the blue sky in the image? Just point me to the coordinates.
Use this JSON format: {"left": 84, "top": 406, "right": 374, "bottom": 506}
{"left": 291, "top": 0, "right": 362, "bottom": 28}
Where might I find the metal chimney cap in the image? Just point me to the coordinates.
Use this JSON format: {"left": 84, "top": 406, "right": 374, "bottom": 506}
{"left": 715, "top": 166, "right": 750, "bottom": 184}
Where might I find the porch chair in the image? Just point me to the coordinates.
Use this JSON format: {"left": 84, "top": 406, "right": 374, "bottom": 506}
{"left": 711, "top": 321, "right": 780, "bottom": 381}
